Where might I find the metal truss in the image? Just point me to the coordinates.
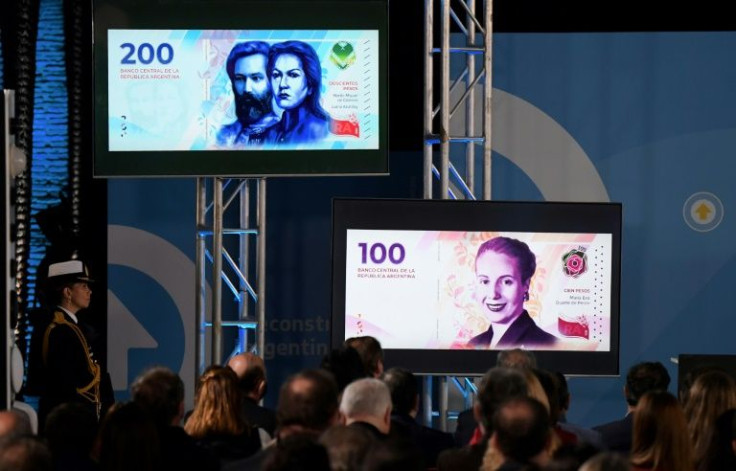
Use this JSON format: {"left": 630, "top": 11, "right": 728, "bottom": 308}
{"left": 195, "top": 178, "right": 266, "bottom": 374}
{"left": 423, "top": 0, "right": 493, "bottom": 430}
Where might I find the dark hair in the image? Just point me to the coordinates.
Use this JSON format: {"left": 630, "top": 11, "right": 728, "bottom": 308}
{"left": 44, "top": 402, "right": 98, "bottom": 456}
{"left": 130, "top": 366, "right": 184, "bottom": 428}
{"left": 0, "top": 436, "right": 53, "bottom": 471}
{"left": 319, "top": 424, "right": 374, "bottom": 471}
{"left": 345, "top": 336, "right": 384, "bottom": 377}
{"left": 360, "top": 439, "right": 426, "bottom": 471}
{"left": 267, "top": 40, "right": 330, "bottom": 120}
{"left": 492, "top": 396, "right": 551, "bottom": 463}
{"left": 554, "top": 371, "right": 571, "bottom": 412}
{"left": 320, "top": 346, "right": 367, "bottom": 392}
{"left": 496, "top": 348, "right": 537, "bottom": 370}
{"left": 98, "top": 402, "right": 161, "bottom": 471}
{"left": 477, "top": 367, "right": 529, "bottom": 430}
{"left": 277, "top": 369, "right": 339, "bottom": 432}
{"left": 625, "top": 361, "right": 671, "bottom": 406}
{"left": 476, "top": 236, "right": 536, "bottom": 284}
{"left": 631, "top": 391, "right": 693, "bottom": 471}
{"left": 699, "top": 408, "right": 736, "bottom": 471}
{"left": 226, "top": 41, "right": 270, "bottom": 82}
{"left": 263, "top": 434, "right": 331, "bottom": 471}
{"left": 382, "top": 367, "right": 418, "bottom": 416}
{"left": 532, "top": 368, "right": 561, "bottom": 425}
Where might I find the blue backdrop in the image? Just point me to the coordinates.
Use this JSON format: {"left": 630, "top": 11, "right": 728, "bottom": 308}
{"left": 108, "top": 32, "right": 736, "bottom": 427}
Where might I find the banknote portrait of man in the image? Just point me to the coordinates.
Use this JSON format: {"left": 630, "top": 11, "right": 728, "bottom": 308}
{"left": 216, "top": 41, "right": 280, "bottom": 147}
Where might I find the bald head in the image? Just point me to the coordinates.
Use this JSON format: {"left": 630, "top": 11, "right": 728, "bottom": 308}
{"left": 228, "top": 352, "right": 267, "bottom": 400}
{"left": 0, "top": 411, "right": 32, "bottom": 442}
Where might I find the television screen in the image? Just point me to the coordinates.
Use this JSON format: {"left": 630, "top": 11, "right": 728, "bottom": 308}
{"left": 93, "top": 1, "right": 388, "bottom": 177}
{"left": 331, "top": 198, "right": 623, "bottom": 376}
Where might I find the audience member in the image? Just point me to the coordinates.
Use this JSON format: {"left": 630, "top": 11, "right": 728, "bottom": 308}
{"left": 97, "top": 401, "right": 160, "bottom": 471}
{"left": 0, "top": 436, "right": 53, "bottom": 471}
{"left": 360, "top": 439, "right": 426, "bottom": 471}
{"left": 554, "top": 372, "right": 604, "bottom": 449}
{"left": 496, "top": 348, "right": 537, "bottom": 370}
{"left": 345, "top": 336, "right": 385, "bottom": 378}
{"left": 482, "top": 396, "right": 552, "bottom": 470}
{"left": 44, "top": 403, "right": 98, "bottom": 471}
{"left": 228, "top": 352, "right": 277, "bottom": 437}
{"left": 185, "top": 365, "right": 261, "bottom": 465}
{"left": 261, "top": 434, "right": 331, "bottom": 471}
{"left": 224, "top": 368, "right": 340, "bottom": 471}
{"left": 579, "top": 451, "right": 631, "bottom": 471}
{"left": 0, "top": 410, "right": 32, "bottom": 443}
{"left": 131, "top": 366, "right": 218, "bottom": 471}
{"left": 683, "top": 370, "right": 736, "bottom": 468}
{"left": 438, "top": 367, "right": 528, "bottom": 471}
{"left": 593, "top": 361, "right": 670, "bottom": 453}
{"left": 319, "top": 425, "right": 373, "bottom": 471}
{"left": 698, "top": 408, "right": 736, "bottom": 471}
{"left": 532, "top": 369, "right": 577, "bottom": 446}
{"left": 321, "top": 346, "right": 368, "bottom": 393}
{"left": 545, "top": 442, "right": 600, "bottom": 471}
{"left": 455, "top": 348, "right": 536, "bottom": 446}
{"left": 381, "top": 367, "right": 455, "bottom": 467}
{"left": 340, "top": 378, "right": 392, "bottom": 439}
{"left": 630, "top": 391, "right": 693, "bottom": 471}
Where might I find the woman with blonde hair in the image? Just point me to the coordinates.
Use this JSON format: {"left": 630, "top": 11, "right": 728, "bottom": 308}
{"left": 185, "top": 365, "right": 260, "bottom": 465}
{"left": 683, "top": 370, "right": 736, "bottom": 468}
{"left": 630, "top": 391, "right": 694, "bottom": 471}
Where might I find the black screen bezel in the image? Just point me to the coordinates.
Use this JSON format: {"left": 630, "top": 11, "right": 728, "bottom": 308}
{"left": 331, "top": 198, "right": 622, "bottom": 376}
{"left": 92, "top": 0, "right": 389, "bottom": 177}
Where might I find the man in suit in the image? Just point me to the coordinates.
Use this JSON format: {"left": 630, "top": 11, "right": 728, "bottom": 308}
{"left": 382, "top": 367, "right": 456, "bottom": 467}
{"left": 228, "top": 352, "right": 276, "bottom": 437}
{"left": 592, "top": 361, "right": 671, "bottom": 453}
{"left": 438, "top": 367, "right": 528, "bottom": 471}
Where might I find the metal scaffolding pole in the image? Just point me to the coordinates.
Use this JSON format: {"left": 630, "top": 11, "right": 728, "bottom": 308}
{"left": 424, "top": 0, "right": 493, "bottom": 431}
{"left": 195, "top": 177, "right": 266, "bottom": 374}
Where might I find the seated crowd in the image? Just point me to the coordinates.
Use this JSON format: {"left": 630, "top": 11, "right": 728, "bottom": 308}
{"left": 1, "top": 339, "right": 736, "bottom": 471}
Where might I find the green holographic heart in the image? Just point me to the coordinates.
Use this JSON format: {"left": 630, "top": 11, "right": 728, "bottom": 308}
{"left": 330, "top": 42, "right": 356, "bottom": 70}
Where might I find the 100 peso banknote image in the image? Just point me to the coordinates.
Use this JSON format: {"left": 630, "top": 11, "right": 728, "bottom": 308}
{"left": 107, "top": 29, "right": 380, "bottom": 151}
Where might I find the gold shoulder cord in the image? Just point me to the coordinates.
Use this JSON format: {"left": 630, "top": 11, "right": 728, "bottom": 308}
{"left": 42, "top": 311, "right": 102, "bottom": 418}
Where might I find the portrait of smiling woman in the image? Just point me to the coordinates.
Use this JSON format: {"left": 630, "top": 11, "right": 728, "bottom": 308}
{"left": 265, "top": 40, "right": 332, "bottom": 145}
{"left": 467, "top": 236, "right": 558, "bottom": 350}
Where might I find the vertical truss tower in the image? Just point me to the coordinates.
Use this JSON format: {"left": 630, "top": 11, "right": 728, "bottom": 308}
{"left": 423, "top": 0, "right": 493, "bottom": 430}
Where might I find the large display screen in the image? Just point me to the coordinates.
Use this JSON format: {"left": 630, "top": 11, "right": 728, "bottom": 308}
{"left": 332, "top": 199, "right": 623, "bottom": 376}
{"left": 93, "top": 1, "right": 388, "bottom": 177}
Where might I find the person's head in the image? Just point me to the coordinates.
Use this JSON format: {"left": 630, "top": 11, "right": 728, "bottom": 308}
{"left": 631, "top": 391, "right": 693, "bottom": 471}
{"left": 263, "top": 434, "right": 331, "bottom": 471}
{"left": 532, "top": 368, "right": 561, "bottom": 425}
{"left": 699, "top": 408, "right": 736, "bottom": 471}
{"left": 46, "top": 259, "right": 94, "bottom": 313}
{"left": 491, "top": 396, "right": 551, "bottom": 464}
{"left": 185, "top": 365, "right": 245, "bottom": 439}
{"left": 579, "top": 452, "right": 630, "bottom": 471}
{"left": 268, "top": 40, "right": 328, "bottom": 118}
{"left": 97, "top": 401, "right": 161, "bottom": 471}
{"left": 339, "top": 378, "right": 392, "bottom": 435}
{"left": 44, "top": 403, "right": 98, "bottom": 457}
{"left": 276, "top": 369, "right": 340, "bottom": 436}
{"left": 0, "top": 437, "right": 52, "bottom": 471}
{"left": 0, "top": 410, "right": 32, "bottom": 444}
{"left": 318, "top": 424, "right": 373, "bottom": 471}
{"left": 683, "top": 370, "right": 736, "bottom": 464}
{"left": 130, "top": 366, "right": 185, "bottom": 428}
{"left": 345, "top": 336, "right": 384, "bottom": 378}
{"left": 474, "top": 237, "right": 536, "bottom": 325}
{"left": 553, "top": 372, "right": 571, "bottom": 415}
{"left": 228, "top": 352, "right": 267, "bottom": 401}
{"left": 475, "top": 366, "right": 529, "bottom": 432}
{"left": 382, "top": 367, "right": 418, "bottom": 417}
{"left": 624, "top": 361, "right": 671, "bottom": 407}
{"left": 496, "top": 348, "right": 537, "bottom": 370}
{"left": 225, "top": 41, "right": 273, "bottom": 125}
{"left": 320, "top": 346, "right": 367, "bottom": 392}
